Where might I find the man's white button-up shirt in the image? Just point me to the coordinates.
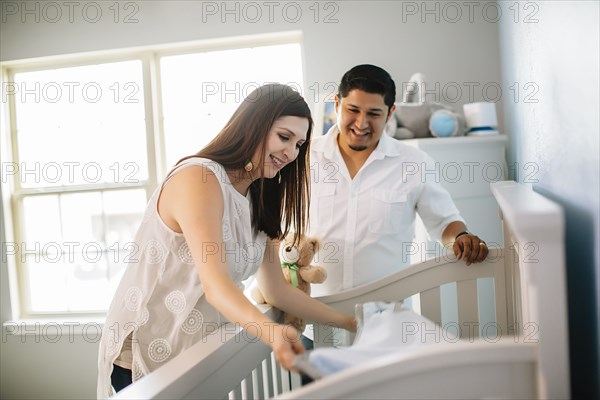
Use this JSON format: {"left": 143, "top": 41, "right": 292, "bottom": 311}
{"left": 309, "top": 127, "right": 464, "bottom": 296}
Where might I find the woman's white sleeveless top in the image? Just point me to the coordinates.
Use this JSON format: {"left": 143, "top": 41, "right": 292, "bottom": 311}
{"left": 97, "top": 158, "right": 267, "bottom": 398}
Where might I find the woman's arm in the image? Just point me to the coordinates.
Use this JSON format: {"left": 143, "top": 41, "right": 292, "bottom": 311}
{"left": 257, "top": 238, "right": 356, "bottom": 332}
{"left": 160, "top": 166, "right": 304, "bottom": 369}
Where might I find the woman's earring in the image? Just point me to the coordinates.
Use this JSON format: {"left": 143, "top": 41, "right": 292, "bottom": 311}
{"left": 244, "top": 161, "right": 253, "bottom": 172}
{"left": 277, "top": 170, "right": 282, "bottom": 184}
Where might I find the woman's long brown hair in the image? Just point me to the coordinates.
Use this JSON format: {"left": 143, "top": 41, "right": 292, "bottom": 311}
{"left": 176, "top": 84, "right": 313, "bottom": 243}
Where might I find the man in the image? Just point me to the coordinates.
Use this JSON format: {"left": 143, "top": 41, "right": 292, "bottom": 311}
{"left": 309, "top": 64, "right": 488, "bottom": 297}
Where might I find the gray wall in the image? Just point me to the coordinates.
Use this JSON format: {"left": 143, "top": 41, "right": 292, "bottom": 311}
{"left": 2, "top": 1, "right": 501, "bottom": 399}
{"left": 498, "top": 1, "right": 600, "bottom": 398}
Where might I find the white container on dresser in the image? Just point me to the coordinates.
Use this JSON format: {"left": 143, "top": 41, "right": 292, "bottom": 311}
{"left": 402, "top": 135, "right": 509, "bottom": 262}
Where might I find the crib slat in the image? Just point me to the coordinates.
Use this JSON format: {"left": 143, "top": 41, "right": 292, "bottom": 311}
{"left": 262, "top": 357, "right": 273, "bottom": 399}
{"left": 477, "top": 277, "right": 497, "bottom": 339}
{"left": 230, "top": 383, "right": 242, "bottom": 400}
{"left": 420, "top": 286, "right": 442, "bottom": 326}
{"left": 493, "top": 254, "right": 509, "bottom": 336}
{"left": 280, "top": 365, "right": 291, "bottom": 393}
{"left": 457, "top": 279, "right": 479, "bottom": 339}
{"left": 242, "top": 373, "right": 254, "bottom": 400}
{"left": 290, "top": 371, "right": 302, "bottom": 390}
{"left": 240, "top": 377, "right": 247, "bottom": 400}
{"left": 271, "top": 353, "right": 283, "bottom": 395}
{"left": 253, "top": 363, "right": 264, "bottom": 399}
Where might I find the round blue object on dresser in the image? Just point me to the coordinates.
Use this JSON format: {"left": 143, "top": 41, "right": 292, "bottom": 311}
{"left": 429, "top": 110, "right": 458, "bottom": 137}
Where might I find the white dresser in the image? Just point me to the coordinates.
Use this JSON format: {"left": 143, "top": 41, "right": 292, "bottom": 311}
{"left": 402, "top": 135, "right": 509, "bottom": 261}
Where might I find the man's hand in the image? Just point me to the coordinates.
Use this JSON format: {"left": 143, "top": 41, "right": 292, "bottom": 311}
{"left": 453, "top": 234, "right": 488, "bottom": 266}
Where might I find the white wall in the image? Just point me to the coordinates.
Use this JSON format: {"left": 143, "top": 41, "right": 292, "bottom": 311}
{"left": 0, "top": 1, "right": 503, "bottom": 398}
{"left": 498, "top": 1, "right": 599, "bottom": 398}
{"left": 1, "top": 326, "right": 101, "bottom": 400}
{"left": 1, "top": 0, "right": 504, "bottom": 125}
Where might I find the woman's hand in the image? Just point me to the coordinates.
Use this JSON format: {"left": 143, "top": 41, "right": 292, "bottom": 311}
{"left": 345, "top": 316, "right": 358, "bottom": 333}
{"left": 271, "top": 324, "right": 305, "bottom": 371}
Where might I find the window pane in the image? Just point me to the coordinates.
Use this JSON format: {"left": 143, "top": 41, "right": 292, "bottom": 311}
{"left": 22, "top": 195, "right": 62, "bottom": 249}
{"left": 13, "top": 60, "right": 149, "bottom": 188}
{"left": 21, "top": 189, "right": 146, "bottom": 314}
{"left": 101, "top": 190, "right": 146, "bottom": 246}
{"left": 26, "top": 252, "right": 111, "bottom": 313}
{"left": 66, "top": 251, "right": 110, "bottom": 312}
{"left": 160, "top": 43, "right": 304, "bottom": 168}
{"left": 60, "top": 192, "right": 104, "bottom": 246}
{"left": 26, "top": 256, "right": 69, "bottom": 313}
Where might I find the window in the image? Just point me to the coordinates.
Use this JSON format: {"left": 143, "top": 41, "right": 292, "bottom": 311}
{"left": 1, "top": 36, "right": 304, "bottom": 317}
{"left": 160, "top": 43, "right": 303, "bottom": 167}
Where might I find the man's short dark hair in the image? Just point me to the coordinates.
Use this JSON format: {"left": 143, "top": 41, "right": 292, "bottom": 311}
{"left": 338, "top": 64, "right": 396, "bottom": 110}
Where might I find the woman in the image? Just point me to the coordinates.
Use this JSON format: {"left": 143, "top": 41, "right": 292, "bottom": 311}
{"left": 97, "top": 84, "right": 355, "bottom": 398}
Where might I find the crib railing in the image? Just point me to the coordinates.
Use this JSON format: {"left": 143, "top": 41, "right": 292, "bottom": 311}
{"left": 313, "top": 248, "right": 507, "bottom": 346}
{"left": 114, "top": 248, "right": 507, "bottom": 399}
{"left": 113, "top": 305, "right": 302, "bottom": 400}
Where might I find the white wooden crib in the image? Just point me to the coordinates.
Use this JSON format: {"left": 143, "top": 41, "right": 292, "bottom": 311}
{"left": 113, "top": 181, "right": 570, "bottom": 400}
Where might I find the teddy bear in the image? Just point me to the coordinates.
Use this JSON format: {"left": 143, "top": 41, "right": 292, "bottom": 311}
{"left": 251, "top": 233, "right": 327, "bottom": 332}
{"left": 387, "top": 72, "right": 466, "bottom": 139}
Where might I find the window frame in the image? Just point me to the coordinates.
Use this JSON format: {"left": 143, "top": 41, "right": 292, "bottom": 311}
{"left": 1, "top": 31, "right": 304, "bottom": 319}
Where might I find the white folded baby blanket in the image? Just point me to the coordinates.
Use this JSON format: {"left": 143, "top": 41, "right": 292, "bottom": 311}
{"left": 295, "top": 301, "right": 457, "bottom": 379}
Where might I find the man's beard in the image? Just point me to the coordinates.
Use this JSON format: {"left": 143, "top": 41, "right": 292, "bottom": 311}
{"left": 348, "top": 145, "right": 368, "bottom": 151}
